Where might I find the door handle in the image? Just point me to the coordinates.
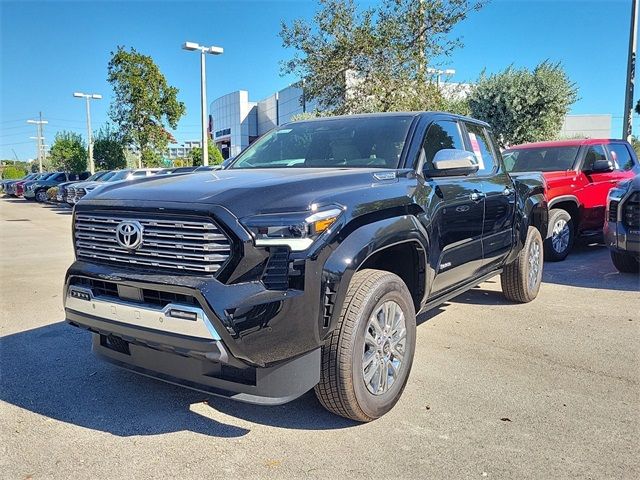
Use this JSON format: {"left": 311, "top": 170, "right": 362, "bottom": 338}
{"left": 470, "top": 191, "right": 485, "bottom": 202}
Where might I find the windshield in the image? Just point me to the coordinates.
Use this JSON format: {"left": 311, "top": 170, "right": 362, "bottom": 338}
{"left": 105, "top": 170, "right": 131, "bottom": 182}
{"left": 230, "top": 116, "right": 414, "bottom": 169}
{"left": 98, "top": 171, "right": 116, "bottom": 181}
{"left": 503, "top": 146, "right": 580, "bottom": 172}
{"left": 86, "top": 171, "right": 106, "bottom": 182}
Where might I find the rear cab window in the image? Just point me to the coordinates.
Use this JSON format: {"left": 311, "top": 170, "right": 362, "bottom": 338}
{"left": 463, "top": 122, "right": 497, "bottom": 175}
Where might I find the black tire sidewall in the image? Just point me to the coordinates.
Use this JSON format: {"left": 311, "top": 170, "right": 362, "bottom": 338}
{"left": 36, "top": 190, "right": 47, "bottom": 202}
{"left": 545, "top": 209, "right": 573, "bottom": 261}
{"left": 349, "top": 279, "right": 416, "bottom": 419}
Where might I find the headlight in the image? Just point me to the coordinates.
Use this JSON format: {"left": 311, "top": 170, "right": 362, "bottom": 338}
{"left": 241, "top": 205, "right": 344, "bottom": 251}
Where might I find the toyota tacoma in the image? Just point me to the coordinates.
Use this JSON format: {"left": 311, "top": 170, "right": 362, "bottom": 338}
{"left": 64, "top": 112, "right": 548, "bottom": 421}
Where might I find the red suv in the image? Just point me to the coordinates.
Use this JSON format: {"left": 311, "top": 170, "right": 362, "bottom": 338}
{"left": 503, "top": 139, "right": 639, "bottom": 260}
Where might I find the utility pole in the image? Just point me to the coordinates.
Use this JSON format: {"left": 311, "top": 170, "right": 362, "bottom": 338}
{"left": 73, "top": 92, "right": 102, "bottom": 174}
{"left": 182, "top": 41, "right": 224, "bottom": 166}
{"left": 27, "top": 113, "right": 48, "bottom": 173}
{"left": 623, "top": 0, "right": 638, "bottom": 141}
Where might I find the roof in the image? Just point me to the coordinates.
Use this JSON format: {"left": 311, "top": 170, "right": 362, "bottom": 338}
{"left": 506, "top": 138, "right": 626, "bottom": 150}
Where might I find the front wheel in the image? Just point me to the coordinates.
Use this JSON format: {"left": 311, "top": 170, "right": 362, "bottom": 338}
{"left": 35, "top": 190, "right": 48, "bottom": 202}
{"left": 314, "top": 269, "right": 417, "bottom": 422}
{"left": 610, "top": 250, "right": 640, "bottom": 273}
{"left": 501, "top": 226, "right": 544, "bottom": 303}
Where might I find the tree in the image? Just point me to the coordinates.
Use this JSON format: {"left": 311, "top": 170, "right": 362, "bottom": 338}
{"left": 93, "top": 125, "right": 126, "bottom": 170}
{"left": 635, "top": 99, "right": 640, "bottom": 115}
{"left": 468, "top": 62, "right": 578, "bottom": 146}
{"left": 107, "top": 46, "right": 186, "bottom": 168}
{"left": 1, "top": 165, "right": 27, "bottom": 179}
{"left": 49, "top": 131, "right": 87, "bottom": 173}
{"left": 189, "top": 144, "right": 224, "bottom": 166}
{"left": 280, "top": 0, "right": 484, "bottom": 115}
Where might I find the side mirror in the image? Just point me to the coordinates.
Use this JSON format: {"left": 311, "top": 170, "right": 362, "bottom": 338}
{"left": 426, "top": 149, "right": 479, "bottom": 177}
{"left": 587, "top": 159, "right": 614, "bottom": 173}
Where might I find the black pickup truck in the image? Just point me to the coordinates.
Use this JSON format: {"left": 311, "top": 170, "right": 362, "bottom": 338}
{"left": 64, "top": 112, "right": 548, "bottom": 421}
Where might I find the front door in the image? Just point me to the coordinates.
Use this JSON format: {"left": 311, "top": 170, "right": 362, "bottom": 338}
{"left": 415, "top": 119, "right": 485, "bottom": 295}
{"left": 576, "top": 144, "right": 634, "bottom": 231}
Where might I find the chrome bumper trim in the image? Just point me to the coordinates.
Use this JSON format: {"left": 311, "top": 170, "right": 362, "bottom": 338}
{"left": 65, "top": 286, "right": 221, "bottom": 341}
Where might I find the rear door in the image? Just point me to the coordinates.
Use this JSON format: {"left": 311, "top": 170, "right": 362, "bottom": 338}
{"left": 415, "top": 119, "right": 486, "bottom": 295}
{"left": 462, "top": 122, "right": 515, "bottom": 271}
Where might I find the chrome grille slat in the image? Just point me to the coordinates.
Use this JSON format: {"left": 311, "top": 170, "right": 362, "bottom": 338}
{"left": 74, "top": 212, "right": 231, "bottom": 275}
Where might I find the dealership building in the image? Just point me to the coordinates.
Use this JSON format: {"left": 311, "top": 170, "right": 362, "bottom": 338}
{"left": 208, "top": 83, "right": 612, "bottom": 159}
{"left": 209, "top": 84, "right": 316, "bottom": 159}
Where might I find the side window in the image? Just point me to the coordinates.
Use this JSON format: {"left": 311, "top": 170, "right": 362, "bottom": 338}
{"left": 421, "top": 120, "right": 465, "bottom": 171}
{"left": 131, "top": 171, "right": 146, "bottom": 177}
{"left": 606, "top": 143, "right": 635, "bottom": 171}
{"left": 55, "top": 173, "right": 66, "bottom": 181}
{"left": 464, "top": 123, "right": 496, "bottom": 174}
{"left": 582, "top": 145, "right": 607, "bottom": 171}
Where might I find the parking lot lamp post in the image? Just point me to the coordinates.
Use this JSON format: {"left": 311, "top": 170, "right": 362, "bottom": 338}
{"left": 73, "top": 92, "right": 102, "bottom": 174}
{"left": 182, "top": 41, "right": 224, "bottom": 166}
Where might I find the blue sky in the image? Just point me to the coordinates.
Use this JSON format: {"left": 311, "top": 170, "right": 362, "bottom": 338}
{"left": 1, "top": 0, "right": 637, "bottom": 160}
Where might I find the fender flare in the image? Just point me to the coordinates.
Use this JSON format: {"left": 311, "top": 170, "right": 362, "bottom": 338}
{"left": 320, "top": 215, "right": 429, "bottom": 335}
{"left": 507, "top": 192, "right": 548, "bottom": 264}
{"left": 548, "top": 194, "right": 581, "bottom": 210}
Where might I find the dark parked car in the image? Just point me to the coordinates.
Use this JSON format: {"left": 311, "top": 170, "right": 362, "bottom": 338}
{"left": 24, "top": 171, "right": 90, "bottom": 202}
{"left": 605, "top": 175, "right": 640, "bottom": 273}
{"left": 15, "top": 172, "right": 52, "bottom": 197}
{"left": 3, "top": 173, "right": 40, "bottom": 196}
{"left": 64, "top": 112, "right": 548, "bottom": 421}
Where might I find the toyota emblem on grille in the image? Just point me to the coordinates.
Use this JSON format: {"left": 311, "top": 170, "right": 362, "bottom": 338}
{"left": 116, "top": 221, "right": 144, "bottom": 250}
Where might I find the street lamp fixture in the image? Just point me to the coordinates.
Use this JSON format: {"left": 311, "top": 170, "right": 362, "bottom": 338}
{"left": 427, "top": 68, "right": 456, "bottom": 87}
{"left": 73, "top": 91, "right": 102, "bottom": 174}
{"left": 182, "top": 41, "right": 224, "bottom": 166}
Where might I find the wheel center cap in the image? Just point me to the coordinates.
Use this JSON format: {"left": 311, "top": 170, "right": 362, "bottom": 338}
{"left": 382, "top": 341, "right": 391, "bottom": 356}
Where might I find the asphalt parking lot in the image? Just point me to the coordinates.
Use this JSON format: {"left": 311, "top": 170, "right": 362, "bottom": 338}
{"left": 1, "top": 197, "right": 639, "bottom": 479}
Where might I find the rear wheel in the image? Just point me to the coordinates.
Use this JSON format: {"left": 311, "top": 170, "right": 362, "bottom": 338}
{"left": 314, "top": 269, "right": 416, "bottom": 422}
{"left": 544, "top": 208, "right": 574, "bottom": 261}
{"left": 610, "top": 250, "right": 640, "bottom": 273}
{"left": 502, "top": 226, "right": 544, "bottom": 303}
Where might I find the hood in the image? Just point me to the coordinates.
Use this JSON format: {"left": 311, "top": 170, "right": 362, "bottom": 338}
{"left": 87, "top": 168, "right": 401, "bottom": 218}
{"left": 72, "top": 180, "right": 101, "bottom": 189}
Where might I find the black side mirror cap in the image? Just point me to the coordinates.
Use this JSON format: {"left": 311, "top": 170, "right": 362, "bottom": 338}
{"left": 587, "top": 159, "right": 614, "bottom": 173}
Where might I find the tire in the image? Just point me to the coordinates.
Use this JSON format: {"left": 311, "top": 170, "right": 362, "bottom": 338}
{"left": 544, "top": 208, "right": 574, "bottom": 261}
{"left": 610, "top": 250, "right": 640, "bottom": 273}
{"left": 501, "top": 226, "right": 544, "bottom": 303}
{"left": 314, "top": 269, "right": 417, "bottom": 422}
{"left": 35, "top": 189, "right": 48, "bottom": 203}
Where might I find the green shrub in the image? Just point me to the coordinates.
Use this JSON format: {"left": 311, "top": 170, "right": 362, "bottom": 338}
{"left": 47, "top": 187, "right": 58, "bottom": 201}
{"left": 2, "top": 165, "right": 27, "bottom": 179}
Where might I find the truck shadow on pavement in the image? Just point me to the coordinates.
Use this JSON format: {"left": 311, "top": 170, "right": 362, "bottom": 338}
{"left": 0, "top": 323, "right": 357, "bottom": 437}
{"left": 541, "top": 242, "right": 639, "bottom": 292}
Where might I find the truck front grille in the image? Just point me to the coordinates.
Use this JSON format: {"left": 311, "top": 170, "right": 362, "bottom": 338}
{"left": 74, "top": 212, "right": 232, "bottom": 275}
{"left": 608, "top": 200, "right": 619, "bottom": 222}
{"left": 623, "top": 192, "right": 640, "bottom": 228}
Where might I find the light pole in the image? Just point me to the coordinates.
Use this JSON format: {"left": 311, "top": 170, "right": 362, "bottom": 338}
{"left": 182, "top": 41, "right": 223, "bottom": 166}
{"left": 427, "top": 68, "right": 456, "bottom": 88}
{"left": 73, "top": 92, "right": 102, "bottom": 174}
{"left": 623, "top": 0, "right": 638, "bottom": 141}
{"left": 27, "top": 113, "right": 47, "bottom": 173}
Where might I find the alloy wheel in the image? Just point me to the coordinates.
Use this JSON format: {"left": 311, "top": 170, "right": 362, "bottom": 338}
{"left": 362, "top": 300, "right": 407, "bottom": 395}
{"left": 528, "top": 239, "right": 542, "bottom": 291}
{"left": 551, "top": 219, "right": 570, "bottom": 253}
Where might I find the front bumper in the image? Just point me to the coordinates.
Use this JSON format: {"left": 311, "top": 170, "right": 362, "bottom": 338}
{"left": 605, "top": 221, "right": 640, "bottom": 256}
{"left": 65, "top": 277, "right": 321, "bottom": 405}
